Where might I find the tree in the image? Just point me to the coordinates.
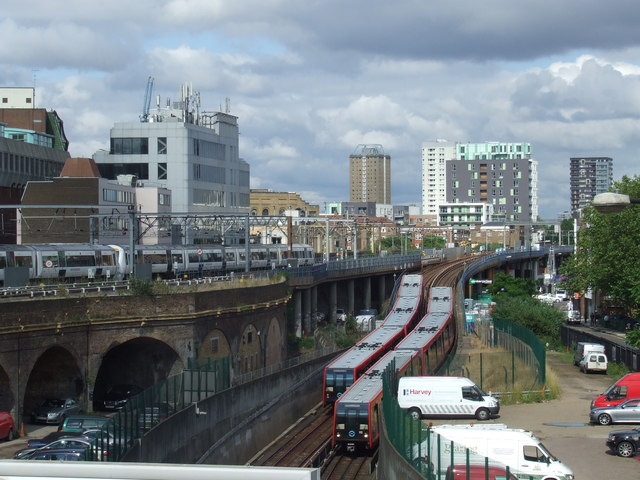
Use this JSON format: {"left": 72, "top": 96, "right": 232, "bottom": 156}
{"left": 559, "top": 175, "right": 640, "bottom": 312}
{"left": 486, "top": 273, "right": 537, "bottom": 298}
{"left": 422, "top": 235, "right": 446, "bottom": 249}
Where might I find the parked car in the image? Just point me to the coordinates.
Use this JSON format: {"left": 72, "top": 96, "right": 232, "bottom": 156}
{"left": 26, "top": 448, "right": 86, "bottom": 461}
{"left": 14, "top": 437, "right": 95, "bottom": 459}
{"left": 355, "top": 308, "right": 378, "bottom": 332}
{"left": 335, "top": 309, "right": 347, "bottom": 323}
{"left": 606, "top": 425, "right": 640, "bottom": 457}
{"left": 590, "top": 398, "right": 640, "bottom": 425}
{"left": 57, "top": 414, "right": 110, "bottom": 433}
{"left": 100, "top": 384, "right": 143, "bottom": 411}
{"left": 26, "top": 431, "right": 79, "bottom": 449}
{"left": 0, "top": 411, "right": 16, "bottom": 441}
{"left": 446, "top": 464, "right": 518, "bottom": 480}
{"left": 138, "top": 402, "right": 175, "bottom": 431}
{"left": 31, "top": 398, "right": 82, "bottom": 424}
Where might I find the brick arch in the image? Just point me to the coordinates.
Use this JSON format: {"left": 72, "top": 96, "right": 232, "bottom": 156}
{"left": 92, "top": 337, "right": 183, "bottom": 411}
{"left": 23, "top": 345, "right": 83, "bottom": 417}
{"left": 197, "top": 328, "right": 231, "bottom": 362}
{"left": 265, "top": 316, "right": 284, "bottom": 367}
{"left": 236, "top": 323, "right": 262, "bottom": 375}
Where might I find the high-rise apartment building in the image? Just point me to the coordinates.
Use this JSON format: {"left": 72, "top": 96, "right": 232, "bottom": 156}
{"left": 569, "top": 156, "right": 613, "bottom": 214}
{"left": 94, "top": 83, "right": 250, "bottom": 215}
{"left": 421, "top": 139, "right": 456, "bottom": 216}
{"left": 445, "top": 142, "right": 538, "bottom": 222}
{"left": 349, "top": 144, "right": 391, "bottom": 204}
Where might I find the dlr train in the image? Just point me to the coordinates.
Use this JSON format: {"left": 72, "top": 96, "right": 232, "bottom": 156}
{"left": 0, "top": 243, "right": 315, "bottom": 286}
{"left": 332, "top": 285, "right": 456, "bottom": 452}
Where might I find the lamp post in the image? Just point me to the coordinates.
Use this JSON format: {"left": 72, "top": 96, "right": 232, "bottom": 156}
{"left": 593, "top": 193, "right": 640, "bottom": 214}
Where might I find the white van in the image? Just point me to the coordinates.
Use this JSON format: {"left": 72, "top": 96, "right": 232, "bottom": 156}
{"left": 579, "top": 351, "right": 608, "bottom": 374}
{"left": 397, "top": 376, "right": 499, "bottom": 421}
{"left": 573, "top": 342, "right": 605, "bottom": 365}
{"left": 412, "top": 424, "right": 574, "bottom": 480}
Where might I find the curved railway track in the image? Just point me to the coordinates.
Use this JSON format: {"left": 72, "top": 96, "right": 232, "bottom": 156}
{"left": 250, "top": 255, "right": 474, "bottom": 479}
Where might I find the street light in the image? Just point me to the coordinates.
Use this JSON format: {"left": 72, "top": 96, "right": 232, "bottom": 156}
{"left": 592, "top": 193, "right": 640, "bottom": 214}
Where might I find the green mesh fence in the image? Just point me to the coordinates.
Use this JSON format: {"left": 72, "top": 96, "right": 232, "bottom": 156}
{"left": 85, "top": 356, "right": 230, "bottom": 462}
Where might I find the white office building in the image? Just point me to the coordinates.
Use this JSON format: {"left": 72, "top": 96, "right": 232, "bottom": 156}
{"left": 94, "top": 83, "right": 250, "bottom": 216}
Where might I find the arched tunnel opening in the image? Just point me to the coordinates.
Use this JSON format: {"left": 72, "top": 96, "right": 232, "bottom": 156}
{"left": 23, "top": 346, "right": 83, "bottom": 419}
{"left": 92, "top": 337, "right": 183, "bottom": 411}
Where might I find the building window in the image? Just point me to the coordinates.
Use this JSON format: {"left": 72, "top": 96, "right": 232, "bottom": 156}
{"left": 1, "top": 98, "right": 7, "bottom": 103}
{"left": 158, "top": 163, "right": 167, "bottom": 180}
{"left": 110, "top": 137, "right": 149, "bottom": 155}
{"left": 157, "top": 137, "right": 167, "bottom": 154}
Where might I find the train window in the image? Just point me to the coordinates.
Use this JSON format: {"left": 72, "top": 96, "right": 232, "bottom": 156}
{"left": 142, "top": 253, "right": 167, "bottom": 264}
{"left": 101, "top": 254, "right": 114, "bottom": 266}
{"left": 224, "top": 252, "right": 236, "bottom": 261}
{"left": 0, "top": 256, "right": 5, "bottom": 268}
{"left": 171, "top": 253, "right": 183, "bottom": 264}
{"left": 42, "top": 254, "right": 59, "bottom": 268}
{"left": 14, "top": 254, "right": 33, "bottom": 268}
{"left": 65, "top": 254, "right": 96, "bottom": 267}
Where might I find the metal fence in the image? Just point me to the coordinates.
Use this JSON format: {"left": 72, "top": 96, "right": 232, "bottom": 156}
{"left": 84, "top": 356, "right": 231, "bottom": 462}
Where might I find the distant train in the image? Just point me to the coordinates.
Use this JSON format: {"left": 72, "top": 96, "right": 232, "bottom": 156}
{"left": 332, "top": 285, "right": 456, "bottom": 452}
{"left": 0, "top": 243, "right": 316, "bottom": 286}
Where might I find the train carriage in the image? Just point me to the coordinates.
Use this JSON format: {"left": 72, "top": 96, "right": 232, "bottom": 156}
{"left": 0, "top": 245, "right": 36, "bottom": 284}
{"left": 323, "top": 324, "right": 405, "bottom": 406}
{"left": 333, "top": 350, "right": 416, "bottom": 452}
{"left": 32, "top": 244, "right": 119, "bottom": 281}
{"left": 331, "top": 286, "right": 456, "bottom": 452}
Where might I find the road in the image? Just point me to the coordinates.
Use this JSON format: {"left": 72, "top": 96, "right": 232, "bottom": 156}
{"left": 1, "top": 354, "right": 639, "bottom": 479}
{"left": 444, "top": 351, "right": 640, "bottom": 478}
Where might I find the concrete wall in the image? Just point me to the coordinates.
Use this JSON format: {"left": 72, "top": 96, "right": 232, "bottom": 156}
{"left": 123, "top": 351, "right": 339, "bottom": 464}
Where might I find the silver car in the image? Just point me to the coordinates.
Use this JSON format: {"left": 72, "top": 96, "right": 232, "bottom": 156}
{"left": 590, "top": 398, "right": 640, "bottom": 425}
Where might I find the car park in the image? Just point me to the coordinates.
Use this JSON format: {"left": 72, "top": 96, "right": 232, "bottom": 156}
{"left": 100, "top": 384, "right": 143, "bottom": 411}
{"left": 590, "top": 398, "right": 640, "bottom": 425}
{"left": 0, "top": 411, "right": 15, "bottom": 441}
{"left": 606, "top": 426, "right": 640, "bottom": 457}
{"left": 30, "top": 398, "right": 82, "bottom": 424}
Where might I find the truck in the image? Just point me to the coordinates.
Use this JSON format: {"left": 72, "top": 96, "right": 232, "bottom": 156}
{"left": 397, "top": 376, "right": 499, "bottom": 421}
{"left": 411, "top": 423, "right": 574, "bottom": 480}
{"left": 573, "top": 342, "right": 605, "bottom": 366}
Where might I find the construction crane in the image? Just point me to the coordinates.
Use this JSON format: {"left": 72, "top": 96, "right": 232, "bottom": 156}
{"left": 140, "top": 76, "right": 154, "bottom": 122}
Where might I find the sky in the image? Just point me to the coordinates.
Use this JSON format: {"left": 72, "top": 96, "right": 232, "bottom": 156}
{"left": 3, "top": 1, "right": 640, "bottom": 220}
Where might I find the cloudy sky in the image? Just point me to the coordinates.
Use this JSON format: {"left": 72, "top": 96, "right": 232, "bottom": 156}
{"left": 3, "top": 1, "right": 640, "bottom": 219}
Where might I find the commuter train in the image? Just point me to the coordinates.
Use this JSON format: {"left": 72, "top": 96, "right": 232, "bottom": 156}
{"left": 322, "top": 274, "right": 425, "bottom": 407}
{"left": 332, "top": 286, "right": 455, "bottom": 452}
{"left": 0, "top": 243, "right": 315, "bottom": 286}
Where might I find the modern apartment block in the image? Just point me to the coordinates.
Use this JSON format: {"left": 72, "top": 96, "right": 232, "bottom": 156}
{"left": 569, "top": 156, "right": 613, "bottom": 214}
{"left": 0, "top": 87, "right": 70, "bottom": 243}
{"left": 93, "top": 83, "right": 250, "bottom": 216}
{"left": 421, "top": 139, "right": 456, "bottom": 217}
{"left": 446, "top": 142, "right": 538, "bottom": 222}
{"left": 349, "top": 144, "right": 391, "bottom": 204}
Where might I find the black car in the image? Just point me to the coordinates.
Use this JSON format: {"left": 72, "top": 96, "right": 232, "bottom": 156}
{"left": 606, "top": 426, "right": 640, "bottom": 457}
{"left": 26, "top": 448, "right": 87, "bottom": 461}
{"left": 26, "top": 431, "right": 79, "bottom": 449}
{"left": 14, "top": 437, "right": 94, "bottom": 459}
{"left": 100, "top": 384, "right": 143, "bottom": 411}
